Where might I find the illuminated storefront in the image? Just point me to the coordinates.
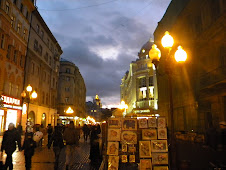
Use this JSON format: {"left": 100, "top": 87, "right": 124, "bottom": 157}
{"left": 0, "top": 95, "right": 22, "bottom": 132}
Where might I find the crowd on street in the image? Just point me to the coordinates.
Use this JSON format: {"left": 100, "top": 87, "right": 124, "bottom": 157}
{"left": 0, "top": 122, "right": 102, "bottom": 170}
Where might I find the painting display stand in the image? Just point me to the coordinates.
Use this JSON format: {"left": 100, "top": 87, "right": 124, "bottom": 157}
{"left": 105, "top": 116, "right": 169, "bottom": 170}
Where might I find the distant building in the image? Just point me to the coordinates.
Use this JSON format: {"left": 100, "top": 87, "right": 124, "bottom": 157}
{"left": 86, "top": 94, "right": 102, "bottom": 121}
{"left": 57, "top": 58, "right": 86, "bottom": 124}
{"left": 23, "top": 9, "right": 62, "bottom": 128}
{"left": 154, "top": 0, "right": 225, "bottom": 132}
{"left": 120, "top": 39, "right": 158, "bottom": 116}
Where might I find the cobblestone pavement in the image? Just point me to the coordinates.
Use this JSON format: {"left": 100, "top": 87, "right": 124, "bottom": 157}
{"left": 0, "top": 136, "right": 91, "bottom": 170}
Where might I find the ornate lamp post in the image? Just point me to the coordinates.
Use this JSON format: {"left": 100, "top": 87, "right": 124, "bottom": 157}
{"left": 21, "top": 84, "right": 37, "bottom": 132}
{"left": 149, "top": 31, "right": 187, "bottom": 169}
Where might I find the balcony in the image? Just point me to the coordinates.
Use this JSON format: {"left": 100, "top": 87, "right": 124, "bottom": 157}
{"left": 200, "top": 66, "right": 226, "bottom": 89}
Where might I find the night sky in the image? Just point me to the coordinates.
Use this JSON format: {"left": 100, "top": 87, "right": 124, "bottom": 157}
{"left": 37, "top": 0, "right": 171, "bottom": 107}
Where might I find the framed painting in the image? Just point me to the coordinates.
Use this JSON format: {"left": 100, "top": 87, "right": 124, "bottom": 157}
{"left": 108, "top": 156, "right": 119, "bottom": 170}
{"left": 139, "top": 141, "right": 151, "bottom": 158}
{"left": 148, "top": 117, "right": 157, "bottom": 128}
{"left": 152, "top": 153, "right": 168, "bottom": 165}
{"left": 121, "top": 131, "right": 137, "bottom": 144}
{"left": 108, "top": 129, "right": 121, "bottom": 141}
{"left": 142, "top": 129, "right": 157, "bottom": 140}
{"left": 151, "top": 140, "right": 168, "bottom": 152}
{"left": 157, "top": 128, "right": 167, "bottom": 140}
{"left": 107, "top": 142, "right": 119, "bottom": 155}
{"left": 108, "top": 118, "right": 121, "bottom": 128}
{"left": 122, "top": 118, "right": 137, "bottom": 130}
{"left": 121, "top": 155, "right": 128, "bottom": 163}
{"left": 122, "top": 144, "right": 127, "bottom": 152}
{"left": 129, "top": 155, "right": 135, "bottom": 163}
{"left": 153, "top": 166, "right": 168, "bottom": 170}
{"left": 140, "top": 159, "right": 152, "bottom": 170}
{"left": 157, "top": 117, "right": 166, "bottom": 128}
{"left": 128, "top": 145, "right": 136, "bottom": 153}
{"left": 139, "top": 118, "right": 148, "bottom": 128}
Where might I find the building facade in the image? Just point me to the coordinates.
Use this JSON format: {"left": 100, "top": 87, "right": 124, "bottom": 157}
{"left": 0, "top": 0, "right": 35, "bottom": 132}
{"left": 120, "top": 40, "right": 158, "bottom": 116}
{"left": 154, "top": 0, "right": 225, "bottom": 132}
{"left": 57, "top": 59, "right": 86, "bottom": 124}
{"left": 23, "top": 9, "right": 62, "bottom": 128}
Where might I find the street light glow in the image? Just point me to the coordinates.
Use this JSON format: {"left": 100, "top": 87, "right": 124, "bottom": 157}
{"left": 26, "top": 84, "right": 32, "bottom": 92}
{"left": 31, "top": 91, "right": 38, "bottom": 99}
{"left": 174, "top": 46, "right": 187, "bottom": 62}
{"left": 161, "top": 31, "right": 174, "bottom": 48}
{"left": 149, "top": 44, "right": 161, "bottom": 63}
{"left": 66, "top": 107, "right": 74, "bottom": 114}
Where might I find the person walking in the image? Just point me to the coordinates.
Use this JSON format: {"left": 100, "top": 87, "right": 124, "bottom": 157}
{"left": 0, "top": 123, "right": 21, "bottom": 170}
{"left": 82, "top": 124, "right": 89, "bottom": 142}
{"left": 47, "top": 124, "right": 53, "bottom": 147}
{"left": 48, "top": 125, "right": 64, "bottom": 170}
{"left": 22, "top": 132, "right": 36, "bottom": 170}
{"left": 63, "top": 121, "right": 79, "bottom": 170}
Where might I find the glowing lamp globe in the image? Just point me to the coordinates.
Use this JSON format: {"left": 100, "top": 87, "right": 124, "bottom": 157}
{"left": 31, "top": 91, "right": 38, "bottom": 99}
{"left": 161, "top": 31, "right": 174, "bottom": 48}
{"left": 174, "top": 46, "right": 187, "bottom": 62}
{"left": 26, "top": 85, "right": 32, "bottom": 92}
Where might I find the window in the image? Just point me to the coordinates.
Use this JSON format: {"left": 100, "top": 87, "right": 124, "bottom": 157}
{"left": 5, "top": 1, "right": 10, "bottom": 14}
{"left": 9, "top": 82, "right": 12, "bottom": 95}
{"left": 37, "top": 66, "right": 40, "bottom": 75}
{"left": 10, "top": 16, "right": 15, "bottom": 28}
{"left": 36, "top": 24, "right": 39, "bottom": 34}
{"left": 139, "top": 77, "right": 146, "bottom": 88}
{"left": 26, "top": 11, "right": 29, "bottom": 20}
{"left": 42, "top": 92, "right": 45, "bottom": 104}
{"left": 43, "top": 71, "right": 46, "bottom": 81}
{"left": 20, "top": 3, "right": 23, "bottom": 13}
{"left": 13, "top": 50, "right": 17, "bottom": 63}
{"left": 6, "top": 45, "right": 11, "bottom": 59}
{"left": 15, "top": 85, "right": 18, "bottom": 97}
{"left": 34, "top": 39, "right": 38, "bottom": 51}
{"left": 149, "top": 76, "right": 153, "bottom": 86}
{"left": 66, "top": 68, "right": 70, "bottom": 73}
{"left": 46, "top": 93, "right": 48, "bottom": 105}
{"left": 39, "top": 45, "right": 42, "bottom": 56}
{"left": 44, "top": 52, "right": 48, "bottom": 62}
{"left": 52, "top": 78, "right": 55, "bottom": 87}
{"left": 65, "top": 97, "right": 69, "bottom": 103}
{"left": 13, "top": 0, "right": 17, "bottom": 5}
{"left": 40, "top": 30, "right": 44, "bottom": 39}
{"left": 66, "top": 76, "right": 70, "bottom": 81}
{"left": 23, "top": 29, "right": 27, "bottom": 40}
{"left": 65, "top": 87, "right": 70, "bottom": 92}
{"left": 1, "top": 34, "right": 5, "bottom": 49}
{"left": 17, "top": 22, "right": 22, "bottom": 34}
{"left": 20, "top": 55, "right": 23, "bottom": 67}
{"left": 48, "top": 75, "right": 50, "bottom": 84}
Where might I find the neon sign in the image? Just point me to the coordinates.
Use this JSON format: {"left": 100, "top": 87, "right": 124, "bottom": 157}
{"left": 1, "top": 95, "right": 21, "bottom": 106}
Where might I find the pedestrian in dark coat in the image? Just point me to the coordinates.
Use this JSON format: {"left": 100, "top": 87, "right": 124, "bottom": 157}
{"left": 0, "top": 123, "right": 21, "bottom": 170}
{"left": 82, "top": 124, "right": 89, "bottom": 142}
{"left": 22, "top": 132, "right": 36, "bottom": 170}
{"left": 89, "top": 125, "right": 101, "bottom": 169}
{"left": 47, "top": 124, "right": 53, "bottom": 146}
{"left": 48, "top": 125, "right": 64, "bottom": 170}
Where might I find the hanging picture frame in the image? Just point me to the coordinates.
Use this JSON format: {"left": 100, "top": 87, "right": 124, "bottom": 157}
{"left": 129, "top": 155, "right": 135, "bottom": 163}
{"left": 121, "top": 155, "right": 128, "bottom": 163}
{"left": 140, "top": 159, "right": 152, "bottom": 170}
{"left": 142, "top": 129, "right": 157, "bottom": 140}
{"left": 157, "top": 117, "right": 166, "bottom": 128}
{"left": 122, "top": 118, "right": 137, "bottom": 130}
{"left": 108, "top": 128, "right": 121, "bottom": 141}
{"left": 152, "top": 153, "right": 168, "bottom": 165}
{"left": 108, "top": 118, "right": 121, "bottom": 128}
{"left": 157, "top": 128, "right": 167, "bottom": 139}
{"left": 151, "top": 140, "right": 168, "bottom": 152}
{"left": 153, "top": 166, "right": 169, "bottom": 170}
{"left": 139, "top": 118, "right": 148, "bottom": 128}
{"left": 107, "top": 142, "right": 119, "bottom": 155}
{"left": 108, "top": 156, "right": 119, "bottom": 170}
{"left": 139, "top": 141, "right": 151, "bottom": 158}
{"left": 128, "top": 144, "right": 136, "bottom": 153}
{"left": 122, "top": 144, "right": 127, "bottom": 152}
{"left": 148, "top": 117, "right": 157, "bottom": 128}
{"left": 121, "top": 131, "right": 137, "bottom": 144}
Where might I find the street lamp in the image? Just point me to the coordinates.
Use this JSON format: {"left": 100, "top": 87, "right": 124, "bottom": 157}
{"left": 119, "top": 100, "right": 128, "bottom": 117}
{"left": 21, "top": 84, "right": 37, "bottom": 132}
{"left": 149, "top": 31, "right": 187, "bottom": 169}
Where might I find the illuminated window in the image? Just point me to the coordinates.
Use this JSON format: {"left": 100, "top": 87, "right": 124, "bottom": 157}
{"left": 5, "top": 1, "right": 10, "bottom": 14}
{"left": 17, "top": 22, "right": 22, "bottom": 34}
{"left": 10, "top": 16, "right": 15, "bottom": 28}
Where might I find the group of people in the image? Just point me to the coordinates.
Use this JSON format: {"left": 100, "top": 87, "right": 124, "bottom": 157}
{"left": 0, "top": 122, "right": 102, "bottom": 170}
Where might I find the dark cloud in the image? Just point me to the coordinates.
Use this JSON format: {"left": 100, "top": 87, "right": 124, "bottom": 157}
{"left": 37, "top": 0, "right": 171, "bottom": 106}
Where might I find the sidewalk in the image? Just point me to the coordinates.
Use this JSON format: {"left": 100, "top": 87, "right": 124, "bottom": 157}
{"left": 0, "top": 136, "right": 91, "bottom": 170}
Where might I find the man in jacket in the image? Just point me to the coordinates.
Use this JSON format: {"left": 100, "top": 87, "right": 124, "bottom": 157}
{"left": 1, "top": 123, "right": 21, "bottom": 170}
{"left": 63, "top": 121, "right": 79, "bottom": 170}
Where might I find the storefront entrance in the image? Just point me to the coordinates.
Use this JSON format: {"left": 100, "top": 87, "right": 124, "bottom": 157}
{"left": 5, "top": 109, "right": 17, "bottom": 130}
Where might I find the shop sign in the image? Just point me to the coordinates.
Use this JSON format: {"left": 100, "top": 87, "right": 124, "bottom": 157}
{"left": 3, "top": 104, "right": 22, "bottom": 110}
{"left": 134, "top": 109, "right": 150, "bottom": 114}
{"left": 1, "top": 95, "right": 21, "bottom": 106}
